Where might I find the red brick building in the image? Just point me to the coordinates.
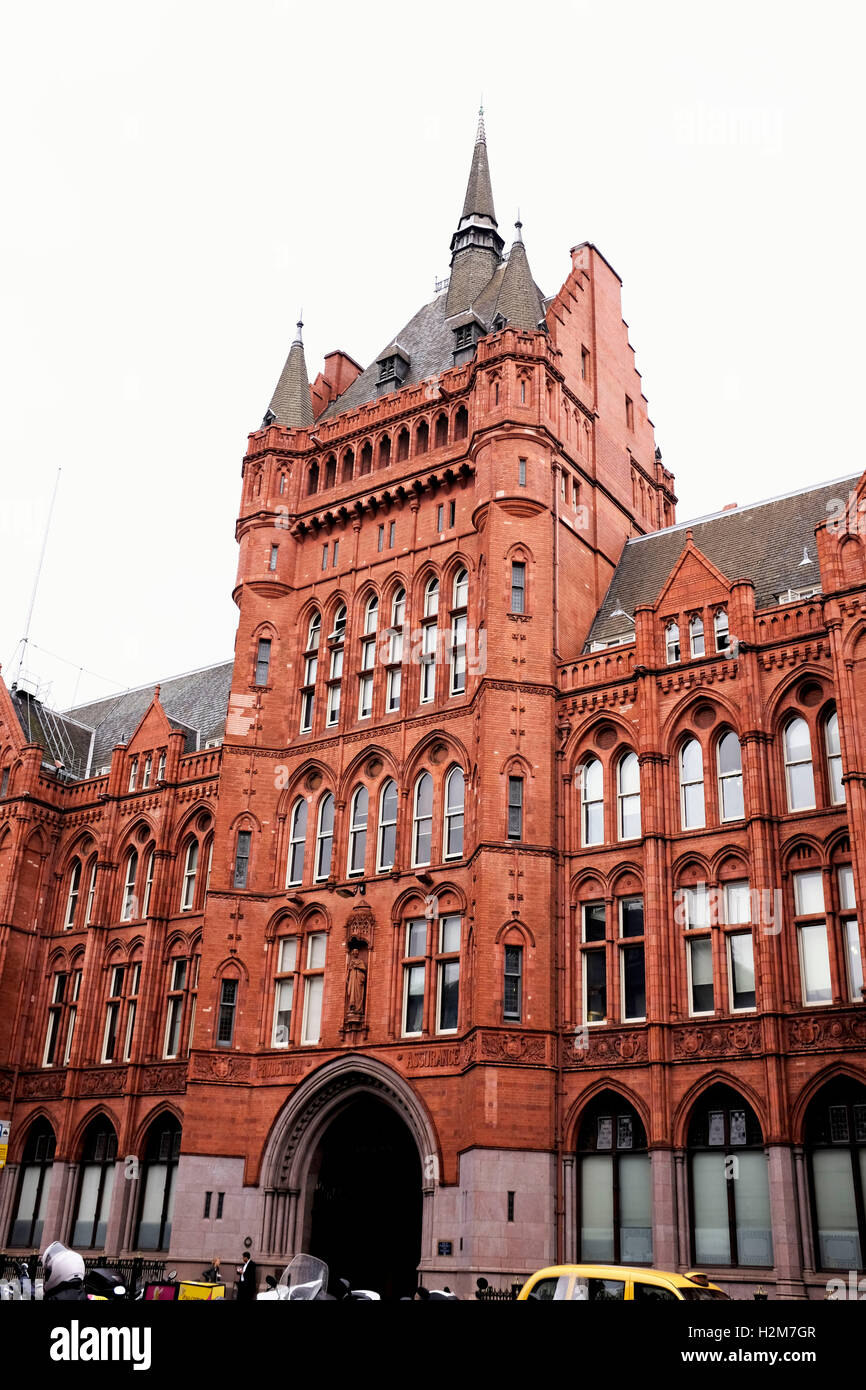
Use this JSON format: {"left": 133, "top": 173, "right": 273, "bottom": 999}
{"left": 2, "top": 115, "right": 865, "bottom": 1298}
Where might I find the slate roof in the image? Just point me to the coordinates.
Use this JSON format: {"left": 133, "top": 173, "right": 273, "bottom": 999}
{"left": 586, "top": 474, "right": 860, "bottom": 647}
{"left": 9, "top": 688, "right": 95, "bottom": 777}
{"left": 461, "top": 110, "right": 496, "bottom": 222}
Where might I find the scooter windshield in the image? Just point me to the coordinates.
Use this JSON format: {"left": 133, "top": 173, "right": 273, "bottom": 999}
{"left": 278, "top": 1254, "right": 328, "bottom": 1299}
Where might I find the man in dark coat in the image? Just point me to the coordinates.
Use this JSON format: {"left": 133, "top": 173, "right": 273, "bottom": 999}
{"left": 236, "top": 1251, "right": 258, "bottom": 1301}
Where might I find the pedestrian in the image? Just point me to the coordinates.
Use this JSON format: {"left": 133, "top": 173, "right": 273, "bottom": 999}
{"left": 201, "top": 1256, "right": 222, "bottom": 1283}
{"left": 236, "top": 1251, "right": 258, "bottom": 1301}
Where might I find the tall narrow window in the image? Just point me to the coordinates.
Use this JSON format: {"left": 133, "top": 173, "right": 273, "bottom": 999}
{"left": 511, "top": 561, "right": 526, "bottom": 614}
{"left": 327, "top": 643, "right": 343, "bottom": 726}
{"left": 42, "top": 971, "right": 68, "bottom": 1067}
{"left": 838, "top": 865, "right": 862, "bottom": 1001}
{"left": 504, "top": 944, "right": 523, "bottom": 1021}
{"left": 128, "top": 758, "right": 138, "bottom": 793}
{"left": 421, "top": 578, "right": 439, "bottom": 704}
{"left": 453, "top": 567, "right": 468, "bottom": 609}
{"left": 142, "top": 754, "right": 152, "bottom": 789}
{"left": 272, "top": 937, "right": 297, "bottom": 1047}
{"left": 450, "top": 569, "right": 468, "bottom": 697}
{"left": 784, "top": 716, "right": 815, "bottom": 811}
{"left": 315, "top": 794, "right": 334, "bottom": 881}
{"left": 443, "top": 767, "right": 465, "bottom": 859}
{"left": 717, "top": 731, "right": 745, "bottom": 821}
{"left": 581, "top": 758, "right": 604, "bottom": 846}
{"left": 581, "top": 902, "right": 607, "bottom": 1023}
{"left": 518, "top": 457, "right": 526, "bottom": 486}
{"left": 180, "top": 839, "right": 198, "bottom": 911}
{"left": 123, "top": 962, "right": 140, "bottom": 1061}
{"left": 825, "top": 711, "right": 844, "bottom": 805}
{"left": 436, "top": 914, "right": 461, "bottom": 1032}
{"left": 163, "top": 957, "right": 188, "bottom": 1058}
{"left": 714, "top": 608, "right": 730, "bottom": 652}
{"left": 157, "top": 751, "right": 166, "bottom": 782}
{"left": 679, "top": 739, "right": 705, "bottom": 829}
{"left": 387, "top": 587, "right": 405, "bottom": 713}
{"left": 402, "top": 918, "right": 427, "bottom": 1036}
{"left": 121, "top": 849, "right": 139, "bottom": 921}
{"left": 689, "top": 1088, "right": 772, "bottom": 1268}
{"left": 616, "top": 753, "right": 641, "bottom": 840}
{"left": 347, "top": 786, "right": 368, "bottom": 876}
{"left": 377, "top": 779, "right": 398, "bottom": 872}
{"left": 507, "top": 776, "right": 524, "bottom": 840}
{"left": 287, "top": 798, "right": 308, "bottom": 886}
{"left": 63, "top": 969, "right": 82, "bottom": 1065}
{"left": 413, "top": 773, "right": 433, "bottom": 866}
{"left": 301, "top": 933, "right": 326, "bottom": 1044}
{"left": 300, "top": 641, "right": 318, "bottom": 733}
{"left": 85, "top": 859, "right": 98, "bottom": 925}
{"left": 665, "top": 622, "right": 680, "bottom": 664}
{"left": 269, "top": 545, "right": 279, "bottom": 571}
{"left": 101, "top": 965, "right": 125, "bottom": 1062}
{"left": 233, "top": 830, "right": 252, "bottom": 889}
{"left": 64, "top": 859, "right": 82, "bottom": 929}
{"left": 619, "top": 897, "right": 646, "bottom": 1021}
{"left": 255, "top": 638, "right": 272, "bottom": 686}
{"left": 794, "top": 869, "right": 832, "bottom": 1004}
{"left": 689, "top": 614, "right": 705, "bottom": 657}
{"left": 358, "top": 594, "right": 378, "bottom": 720}
{"left": 216, "top": 978, "right": 238, "bottom": 1047}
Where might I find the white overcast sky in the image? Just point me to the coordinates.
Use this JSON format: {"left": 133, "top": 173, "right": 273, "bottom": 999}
{"left": 1, "top": 0, "right": 864, "bottom": 710}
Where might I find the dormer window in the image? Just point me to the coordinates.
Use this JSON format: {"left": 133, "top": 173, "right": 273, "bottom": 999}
{"left": 376, "top": 348, "right": 409, "bottom": 395}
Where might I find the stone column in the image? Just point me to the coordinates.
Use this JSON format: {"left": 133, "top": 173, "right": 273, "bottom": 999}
{"left": 561, "top": 1156, "right": 576, "bottom": 1263}
{"left": 103, "top": 1158, "right": 129, "bottom": 1256}
{"left": 651, "top": 1148, "right": 678, "bottom": 1269}
{"left": 793, "top": 1146, "right": 816, "bottom": 1274}
{"left": 767, "top": 1144, "right": 807, "bottom": 1298}
{"left": 674, "top": 1151, "right": 689, "bottom": 1267}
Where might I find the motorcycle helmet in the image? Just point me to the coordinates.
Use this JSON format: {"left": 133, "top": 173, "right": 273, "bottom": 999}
{"left": 41, "top": 1242, "right": 85, "bottom": 1294}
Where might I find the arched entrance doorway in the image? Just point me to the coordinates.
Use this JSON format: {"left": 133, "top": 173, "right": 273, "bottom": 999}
{"left": 307, "top": 1094, "right": 421, "bottom": 1299}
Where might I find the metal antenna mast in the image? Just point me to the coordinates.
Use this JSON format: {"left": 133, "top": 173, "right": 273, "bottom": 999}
{"left": 14, "top": 467, "right": 61, "bottom": 686}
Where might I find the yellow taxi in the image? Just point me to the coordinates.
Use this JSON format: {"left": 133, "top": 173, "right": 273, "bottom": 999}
{"left": 517, "top": 1264, "right": 729, "bottom": 1301}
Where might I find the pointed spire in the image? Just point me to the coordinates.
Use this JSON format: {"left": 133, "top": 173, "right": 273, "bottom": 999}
{"left": 460, "top": 103, "right": 497, "bottom": 225}
{"left": 447, "top": 108, "right": 504, "bottom": 314}
{"left": 489, "top": 219, "right": 545, "bottom": 332}
{"left": 265, "top": 312, "right": 314, "bottom": 428}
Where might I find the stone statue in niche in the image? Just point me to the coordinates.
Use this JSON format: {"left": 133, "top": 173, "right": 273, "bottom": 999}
{"left": 345, "top": 947, "right": 367, "bottom": 1019}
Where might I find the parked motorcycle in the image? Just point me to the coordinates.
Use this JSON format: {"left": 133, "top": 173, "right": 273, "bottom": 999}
{"left": 41, "top": 1242, "right": 127, "bottom": 1302}
{"left": 256, "top": 1254, "right": 380, "bottom": 1301}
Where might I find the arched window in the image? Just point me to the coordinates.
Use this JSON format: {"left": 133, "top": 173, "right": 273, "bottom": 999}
{"left": 314, "top": 793, "right": 334, "bottom": 881}
{"left": 347, "top": 786, "right": 368, "bottom": 876}
{"left": 121, "top": 849, "right": 139, "bottom": 921}
{"left": 689, "top": 614, "right": 705, "bottom": 658}
{"left": 434, "top": 412, "right": 448, "bottom": 448}
{"left": 717, "top": 731, "right": 744, "bottom": 821}
{"left": 421, "top": 579, "right": 439, "bottom": 704}
{"left": 307, "top": 611, "right": 321, "bottom": 651}
{"left": 452, "top": 567, "right": 468, "bottom": 609}
{"left": 387, "top": 588, "right": 405, "bottom": 713}
{"left": 825, "top": 710, "right": 844, "bottom": 805}
{"left": 341, "top": 448, "right": 354, "bottom": 483}
{"left": 806, "top": 1078, "right": 866, "bottom": 1269}
{"left": 364, "top": 594, "right": 379, "bottom": 633}
{"left": 581, "top": 758, "right": 604, "bottom": 846}
{"left": 396, "top": 427, "right": 410, "bottom": 461}
{"left": 714, "top": 608, "right": 730, "bottom": 652}
{"left": 577, "top": 1094, "right": 651, "bottom": 1264}
{"left": 617, "top": 753, "right": 641, "bottom": 840}
{"left": 286, "top": 798, "right": 308, "bottom": 887}
{"left": 679, "top": 739, "right": 705, "bottom": 829}
{"left": 72, "top": 1118, "right": 118, "bottom": 1249}
{"left": 84, "top": 857, "right": 98, "bottom": 926}
{"left": 444, "top": 767, "right": 465, "bottom": 859}
{"left": 329, "top": 603, "right": 347, "bottom": 643}
{"left": 784, "top": 716, "right": 815, "bottom": 811}
{"left": 359, "top": 441, "right": 373, "bottom": 476}
{"left": 135, "top": 1115, "right": 181, "bottom": 1251}
{"left": 378, "top": 434, "right": 391, "bottom": 468}
{"left": 688, "top": 1085, "right": 772, "bottom": 1267}
{"left": 377, "top": 779, "right": 398, "bottom": 872}
{"left": 180, "top": 839, "right": 198, "bottom": 911}
{"left": 415, "top": 420, "right": 429, "bottom": 455}
{"left": 454, "top": 405, "right": 468, "bottom": 440}
{"left": 8, "top": 1118, "right": 55, "bottom": 1247}
{"left": 324, "top": 453, "right": 336, "bottom": 488}
{"left": 665, "top": 622, "right": 680, "bottom": 665}
{"left": 64, "top": 858, "right": 82, "bottom": 929}
{"left": 359, "top": 597, "right": 378, "bottom": 720}
{"left": 424, "top": 576, "right": 439, "bottom": 618}
{"left": 413, "top": 773, "right": 433, "bottom": 867}
{"left": 142, "top": 848, "right": 155, "bottom": 916}
{"left": 306, "top": 460, "right": 319, "bottom": 496}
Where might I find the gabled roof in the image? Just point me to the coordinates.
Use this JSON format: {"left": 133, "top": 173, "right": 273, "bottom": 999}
{"left": 61, "top": 660, "right": 234, "bottom": 776}
{"left": 586, "top": 474, "right": 859, "bottom": 647}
